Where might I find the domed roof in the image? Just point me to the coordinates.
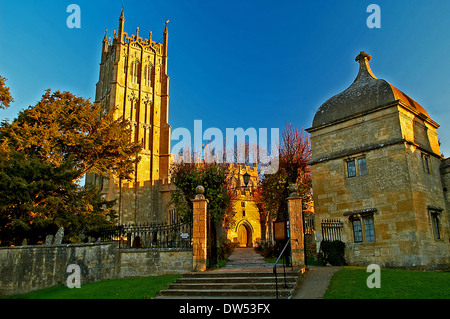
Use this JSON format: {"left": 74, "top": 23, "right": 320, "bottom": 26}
{"left": 311, "top": 52, "right": 430, "bottom": 129}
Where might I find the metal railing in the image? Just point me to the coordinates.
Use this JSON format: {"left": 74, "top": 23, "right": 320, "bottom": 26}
{"left": 305, "top": 213, "right": 315, "bottom": 235}
{"left": 321, "top": 218, "right": 343, "bottom": 241}
{"left": 273, "top": 240, "right": 293, "bottom": 299}
{"left": 98, "top": 221, "right": 192, "bottom": 249}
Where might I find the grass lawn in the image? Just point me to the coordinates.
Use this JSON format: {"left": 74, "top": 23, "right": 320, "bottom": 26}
{"left": 324, "top": 266, "right": 450, "bottom": 299}
{"left": 3, "top": 274, "right": 181, "bottom": 299}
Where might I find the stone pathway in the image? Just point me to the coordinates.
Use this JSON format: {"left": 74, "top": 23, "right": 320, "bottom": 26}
{"left": 217, "top": 247, "right": 273, "bottom": 270}
{"left": 291, "top": 266, "right": 342, "bottom": 299}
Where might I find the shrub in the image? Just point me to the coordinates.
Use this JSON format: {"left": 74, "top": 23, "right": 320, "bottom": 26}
{"left": 255, "top": 240, "right": 286, "bottom": 259}
{"left": 255, "top": 241, "right": 272, "bottom": 258}
{"left": 318, "top": 240, "right": 346, "bottom": 266}
{"left": 304, "top": 233, "right": 316, "bottom": 258}
{"left": 217, "top": 236, "right": 235, "bottom": 261}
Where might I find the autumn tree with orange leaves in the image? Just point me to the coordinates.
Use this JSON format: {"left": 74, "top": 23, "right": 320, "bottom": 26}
{"left": 259, "top": 124, "right": 312, "bottom": 244}
{"left": 0, "top": 86, "right": 141, "bottom": 245}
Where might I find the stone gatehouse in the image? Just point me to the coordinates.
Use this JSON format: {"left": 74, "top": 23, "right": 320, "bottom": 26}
{"left": 307, "top": 51, "right": 449, "bottom": 269}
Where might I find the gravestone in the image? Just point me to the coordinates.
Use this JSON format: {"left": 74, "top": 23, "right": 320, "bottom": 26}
{"left": 44, "top": 235, "right": 54, "bottom": 245}
{"left": 54, "top": 227, "right": 64, "bottom": 245}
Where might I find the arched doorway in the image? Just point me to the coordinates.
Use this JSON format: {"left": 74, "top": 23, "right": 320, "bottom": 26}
{"left": 237, "top": 222, "right": 253, "bottom": 247}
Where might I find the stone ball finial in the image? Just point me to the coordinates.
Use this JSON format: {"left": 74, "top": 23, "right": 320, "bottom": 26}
{"left": 196, "top": 185, "right": 205, "bottom": 194}
{"left": 288, "top": 183, "right": 299, "bottom": 197}
{"left": 195, "top": 185, "right": 205, "bottom": 199}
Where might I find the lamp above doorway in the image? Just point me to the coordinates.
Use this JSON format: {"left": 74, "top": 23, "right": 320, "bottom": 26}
{"left": 242, "top": 172, "right": 251, "bottom": 187}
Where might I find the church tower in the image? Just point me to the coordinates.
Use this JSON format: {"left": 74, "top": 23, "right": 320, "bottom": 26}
{"left": 227, "top": 164, "right": 261, "bottom": 247}
{"left": 87, "top": 11, "right": 171, "bottom": 224}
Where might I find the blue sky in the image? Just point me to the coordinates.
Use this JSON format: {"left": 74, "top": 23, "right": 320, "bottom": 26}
{"left": 1, "top": 0, "right": 449, "bottom": 157}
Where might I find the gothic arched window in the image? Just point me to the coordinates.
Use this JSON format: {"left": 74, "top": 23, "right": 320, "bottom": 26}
{"left": 143, "top": 64, "right": 152, "bottom": 86}
{"left": 130, "top": 60, "right": 141, "bottom": 83}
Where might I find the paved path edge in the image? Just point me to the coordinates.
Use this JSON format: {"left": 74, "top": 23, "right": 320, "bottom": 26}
{"left": 291, "top": 266, "right": 342, "bottom": 299}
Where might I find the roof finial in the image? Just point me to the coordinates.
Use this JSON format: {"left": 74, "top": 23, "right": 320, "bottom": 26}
{"left": 119, "top": 5, "right": 124, "bottom": 21}
{"left": 354, "top": 51, "right": 376, "bottom": 80}
{"left": 355, "top": 51, "right": 371, "bottom": 63}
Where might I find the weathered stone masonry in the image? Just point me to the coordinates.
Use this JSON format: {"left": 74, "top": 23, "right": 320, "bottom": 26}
{"left": 0, "top": 242, "right": 192, "bottom": 297}
{"left": 307, "top": 51, "right": 449, "bottom": 269}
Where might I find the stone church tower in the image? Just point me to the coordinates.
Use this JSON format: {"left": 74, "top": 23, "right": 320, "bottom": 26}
{"left": 86, "top": 12, "right": 171, "bottom": 224}
{"left": 307, "top": 52, "right": 449, "bottom": 268}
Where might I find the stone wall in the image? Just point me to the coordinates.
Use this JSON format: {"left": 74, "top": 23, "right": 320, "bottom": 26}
{"left": 0, "top": 242, "right": 193, "bottom": 297}
{"left": 440, "top": 158, "right": 450, "bottom": 210}
{"left": 0, "top": 242, "right": 119, "bottom": 296}
{"left": 120, "top": 249, "right": 193, "bottom": 277}
{"left": 309, "top": 106, "right": 403, "bottom": 165}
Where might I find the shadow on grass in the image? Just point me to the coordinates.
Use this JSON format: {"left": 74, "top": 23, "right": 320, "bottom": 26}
{"left": 3, "top": 274, "right": 181, "bottom": 299}
{"left": 324, "top": 266, "right": 450, "bottom": 299}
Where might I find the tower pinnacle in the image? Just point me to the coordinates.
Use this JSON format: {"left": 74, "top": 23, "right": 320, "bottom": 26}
{"left": 118, "top": 10, "right": 125, "bottom": 41}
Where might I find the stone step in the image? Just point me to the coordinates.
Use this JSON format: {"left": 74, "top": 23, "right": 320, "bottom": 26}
{"left": 167, "top": 282, "right": 297, "bottom": 290}
{"left": 181, "top": 270, "right": 299, "bottom": 278}
{"left": 225, "top": 259, "right": 270, "bottom": 263}
{"left": 175, "top": 276, "right": 298, "bottom": 284}
{"left": 158, "top": 288, "right": 293, "bottom": 298}
{"left": 222, "top": 262, "right": 273, "bottom": 268}
{"left": 157, "top": 248, "right": 303, "bottom": 299}
{"left": 158, "top": 270, "right": 302, "bottom": 299}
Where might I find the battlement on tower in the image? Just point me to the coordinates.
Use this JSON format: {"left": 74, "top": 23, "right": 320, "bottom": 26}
{"left": 102, "top": 26, "right": 165, "bottom": 56}
{"left": 226, "top": 162, "right": 258, "bottom": 171}
{"left": 100, "top": 10, "right": 168, "bottom": 64}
